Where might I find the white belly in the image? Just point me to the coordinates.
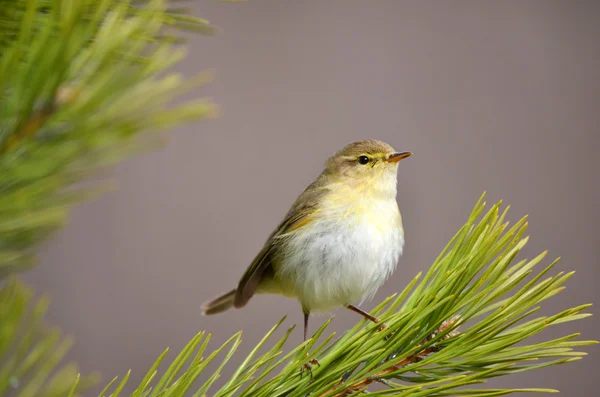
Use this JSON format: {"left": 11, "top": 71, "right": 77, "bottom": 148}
{"left": 276, "top": 206, "right": 404, "bottom": 313}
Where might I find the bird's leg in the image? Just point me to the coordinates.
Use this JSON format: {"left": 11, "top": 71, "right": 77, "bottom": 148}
{"left": 347, "top": 304, "right": 388, "bottom": 331}
{"left": 300, "top": 311, "right": 320, "bottom": 379}
{"left": 304, "top": 311, "right": 309, "bottom": 341}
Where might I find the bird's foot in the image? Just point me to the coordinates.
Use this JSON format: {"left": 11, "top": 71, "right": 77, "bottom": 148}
{"left": 300, "top": 359, "right": 320, "bottom": 379}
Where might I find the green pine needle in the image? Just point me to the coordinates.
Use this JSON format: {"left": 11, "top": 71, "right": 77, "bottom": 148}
{"left": 0, "top": 0, "right": 217, "bottom": 278}
{"left": 0, "top": 279, "right": 99, "bottom": 397}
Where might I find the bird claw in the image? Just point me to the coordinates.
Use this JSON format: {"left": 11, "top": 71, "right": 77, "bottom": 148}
{"left": 300, "top": 359, "right": 320, "bottom": 379}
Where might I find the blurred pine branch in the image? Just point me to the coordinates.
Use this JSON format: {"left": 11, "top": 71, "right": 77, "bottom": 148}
{"left": 0, "top": 1, "right": 595, "bottom": 397}
{"left": 1, "top": 0, "right": 216, "bottom": 395}
{"left": 0, "top": 0, "right": 217, "bottom": 277}
{"left": 0, "top": 278, "right": 99, "bottom": 397}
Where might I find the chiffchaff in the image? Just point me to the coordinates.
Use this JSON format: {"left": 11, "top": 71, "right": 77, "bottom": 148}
{"left": 202, "top": 139, "right": 412, "bottom": 340}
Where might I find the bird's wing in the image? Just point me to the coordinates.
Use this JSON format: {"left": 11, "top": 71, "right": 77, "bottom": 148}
{"left": 233, "top": 180, "right": 328, "bottom": 308}
{"left": 233, "top": 243, "right": 275, "bottom": 308}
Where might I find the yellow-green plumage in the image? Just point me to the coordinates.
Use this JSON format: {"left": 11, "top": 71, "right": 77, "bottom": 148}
{"left": 201, "top": 139, "right": 412, "bottom": 339}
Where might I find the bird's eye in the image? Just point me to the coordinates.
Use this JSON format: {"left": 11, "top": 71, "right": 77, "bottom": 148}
{"left": 358, "top": 155, "right": 370, "bottom": 165}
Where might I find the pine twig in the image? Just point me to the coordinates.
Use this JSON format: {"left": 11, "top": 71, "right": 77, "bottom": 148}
{"left": 1, "top": 102, "right": 55, "bottom": 153}
{"left": 1, "top": 86, "right": 78, "bottom": 153}
{"left": 329, "top": 317, "right": 461, "bottom": 397}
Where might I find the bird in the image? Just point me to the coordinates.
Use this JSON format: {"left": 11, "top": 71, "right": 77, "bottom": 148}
{"left": 201, "top": 139, "right": 412, "bottom": 342}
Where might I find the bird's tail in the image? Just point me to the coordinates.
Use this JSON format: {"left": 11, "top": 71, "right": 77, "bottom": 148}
{"left": 201, "top": 289, "right": 236, "bottom": 315}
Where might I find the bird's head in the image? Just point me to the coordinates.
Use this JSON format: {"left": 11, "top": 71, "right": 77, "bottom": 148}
{"left": 325, "top": 139, "right": 412, "bottom": 193}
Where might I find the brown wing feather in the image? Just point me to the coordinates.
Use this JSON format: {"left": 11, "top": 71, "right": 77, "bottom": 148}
{"left": 233, "top": 244, "right": 273, "bottom": 308}
{"left": 233, "top": 178, "right": 329, "bottom": 308}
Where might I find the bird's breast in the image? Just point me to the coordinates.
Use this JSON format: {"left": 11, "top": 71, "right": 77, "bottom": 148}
{"left": 276, "top": 194, "right": 404, "bottom": 312}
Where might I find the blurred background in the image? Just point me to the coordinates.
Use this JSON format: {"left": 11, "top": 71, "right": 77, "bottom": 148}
{"left": 23, "top": 0, "right": 599, "bottom": 395}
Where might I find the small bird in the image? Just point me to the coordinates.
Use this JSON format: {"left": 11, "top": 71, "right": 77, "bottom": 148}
{"left": 201, "top": 139, "right": 412, "bottom": 341}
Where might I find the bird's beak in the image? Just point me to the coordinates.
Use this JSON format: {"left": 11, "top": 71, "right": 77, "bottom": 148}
{"left": 386, "top": 151, "right": 413, "bottom": 163}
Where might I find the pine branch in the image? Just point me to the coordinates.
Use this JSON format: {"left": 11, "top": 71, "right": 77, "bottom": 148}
{"left": 0, "top": 0, "right": 217, "bottom": 277}
{"left": 95, "top": 195, "right": 596, "bottom": 397}
{"left": 328, "top": 317, "right": 460, "bottom": 397}
{"left": 1, "top": 1, "right": 217, "bottom": 394}
{"left": 0, "top": 278, "right": 99, "bottom": 397}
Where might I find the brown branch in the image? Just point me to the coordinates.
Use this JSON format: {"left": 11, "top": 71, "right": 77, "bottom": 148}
{"left": 1, "top": 102, "right": 56, "bottom": 153}
{"left": 1, "top": 86, "right": 79, "bottom": 154}
{"left": 326, "top": 317, "right": 460, "bottom": 397}
{"left": 329, "top": 345, "right": 439, "bottom": 397}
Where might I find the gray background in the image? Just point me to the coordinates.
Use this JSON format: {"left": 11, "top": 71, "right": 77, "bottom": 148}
{"left": 24, "top": 0, "right": 599, "bottom": 395}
